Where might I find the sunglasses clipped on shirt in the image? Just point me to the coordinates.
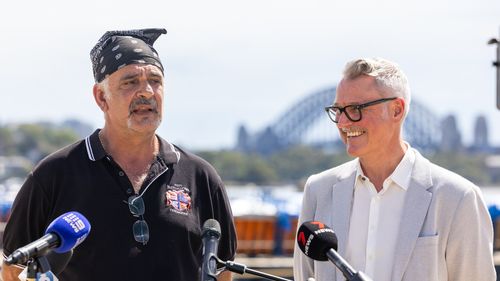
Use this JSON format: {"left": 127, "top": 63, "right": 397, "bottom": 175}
{"left": 128, "top": 195, "right": 150, "bottom": 245}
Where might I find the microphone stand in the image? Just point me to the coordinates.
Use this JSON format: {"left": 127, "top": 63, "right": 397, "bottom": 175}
{"left": 216, "top": 257, "right": 292, "bottom": 281}
{"left": 26, "top": 256, "right": 58, "bottom": 281}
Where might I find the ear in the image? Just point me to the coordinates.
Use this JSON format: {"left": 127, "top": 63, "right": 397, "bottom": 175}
{"left": 93, "top": 84, "right": 108, "bottom": 112}
{"left": 393, "top": 98, "right": 405, "bottom": 120}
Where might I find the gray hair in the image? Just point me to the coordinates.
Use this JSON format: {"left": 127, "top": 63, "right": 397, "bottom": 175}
{"left": 343, "top": 57, "right": 411, "bottom": 116}
{"left": 97, "top": 77, "right": 111, "bottom": 99}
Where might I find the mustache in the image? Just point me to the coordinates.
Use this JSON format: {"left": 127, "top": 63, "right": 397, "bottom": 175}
{"left": 129, "top": 97, "right": 158, "bottom": 113}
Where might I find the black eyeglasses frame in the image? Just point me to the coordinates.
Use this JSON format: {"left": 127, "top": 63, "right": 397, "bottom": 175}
{"left": 324, "top": 97, "right": 398, "bottom": 123}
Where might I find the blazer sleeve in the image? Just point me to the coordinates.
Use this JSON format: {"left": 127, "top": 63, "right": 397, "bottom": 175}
{"left": 293, "top": 175, "right": 318, "bottom": 281}
{"left": 446, "top": 186, "right": 496, "bottom": 281}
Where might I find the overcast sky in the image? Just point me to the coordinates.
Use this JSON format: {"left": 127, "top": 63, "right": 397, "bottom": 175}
{"left": 1, "top": 0, "right": 499, "bottom": 150}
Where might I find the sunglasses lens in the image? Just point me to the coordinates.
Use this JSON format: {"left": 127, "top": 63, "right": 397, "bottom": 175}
{"left": 128, "top": 195, "right": 149, "bottom": 244}
{"left": 128, "top": 195, "right": 145, "bottom": 216}
{"left": 133, "top": 219, "right": 150, "bottom": 244}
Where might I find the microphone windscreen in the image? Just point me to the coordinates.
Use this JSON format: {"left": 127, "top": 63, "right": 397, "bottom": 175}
{"left": 45, "top": 211, "right": 91, "bottom": 253}
{"left": 296, "top": 221, "right": 338, "bottom": 261}
{"left": 202, "top": 219, "right": 221, "bottom": 238}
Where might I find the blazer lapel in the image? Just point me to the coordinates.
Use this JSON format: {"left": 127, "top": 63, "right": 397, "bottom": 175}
{"left": 391, "top": 151, "right": 433, "bottom": 281}
{"left": 331, "top": 166, "right": 356, "bottom": 281}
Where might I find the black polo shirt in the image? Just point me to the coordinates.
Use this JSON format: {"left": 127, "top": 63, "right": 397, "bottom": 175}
{"left": 3, "top": 129, "right": 237, "bottom": 281}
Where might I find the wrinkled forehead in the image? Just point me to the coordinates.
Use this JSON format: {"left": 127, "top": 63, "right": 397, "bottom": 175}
{"left": 108, "top": 63, "right": 164, "bottom": 81}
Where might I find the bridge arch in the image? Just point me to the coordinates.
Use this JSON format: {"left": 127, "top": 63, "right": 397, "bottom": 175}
{"left": 237, "top": 86, "right": 441, "bottom": 153}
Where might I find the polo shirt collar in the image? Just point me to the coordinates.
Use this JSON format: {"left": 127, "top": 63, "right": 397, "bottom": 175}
{"left": 85, "top": 129, "right": 180, "bottom": 165}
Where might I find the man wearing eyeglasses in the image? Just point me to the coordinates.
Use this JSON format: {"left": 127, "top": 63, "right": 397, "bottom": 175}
{"left": 2, "top": 28, "right": 236, "bottom": 281}
{"left": 293, "top": 58, "right": 496, "bottom": 281}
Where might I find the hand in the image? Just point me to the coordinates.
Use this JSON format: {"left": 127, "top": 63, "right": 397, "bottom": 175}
{"left": 1, "top": 262, "right": 23, "bottom": 281}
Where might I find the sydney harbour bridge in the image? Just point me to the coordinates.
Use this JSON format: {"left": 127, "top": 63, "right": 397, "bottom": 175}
{"left": 236, "top": 86, "right": 442, "bottom": 155}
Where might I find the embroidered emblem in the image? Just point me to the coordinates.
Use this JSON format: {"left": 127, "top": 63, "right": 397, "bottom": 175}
{"left": 165, "top": 185, "right": 192, "bottom": 214}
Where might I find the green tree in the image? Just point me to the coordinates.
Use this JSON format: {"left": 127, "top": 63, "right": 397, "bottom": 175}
{"left": 16, "top": 124, "right": 79, "bottom": 161}
{"left": 428, "top": 152, "right": 490, "bottom": 185}
{"left": 270, "top": 145, "right": 352, "bottom": 182}
{"left": 0, "top": 126, "right": 17, "bottom": 155}
{"left": 198, "top": 151, "right": 278, "bottom": 184}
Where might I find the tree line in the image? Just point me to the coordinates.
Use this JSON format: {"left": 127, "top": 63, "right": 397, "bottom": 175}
{"left": 0, "top": 122, "right": 496, "bottom": 187}
{"left": 198, "top": 147, "right": 495, "bottom": 187}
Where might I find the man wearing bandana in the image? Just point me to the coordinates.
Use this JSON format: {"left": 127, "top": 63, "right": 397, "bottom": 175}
{"left": 2, "top": 28, "right": 237, "bottom": 281}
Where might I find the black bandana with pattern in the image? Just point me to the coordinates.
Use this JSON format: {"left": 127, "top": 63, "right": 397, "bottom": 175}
{"left": 90, "top": 28, "right": 167, "bottom": 83}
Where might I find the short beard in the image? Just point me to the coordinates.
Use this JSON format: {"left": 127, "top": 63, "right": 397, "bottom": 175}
{"left": 127, "top": 115, "right": 162, "bottom": 129}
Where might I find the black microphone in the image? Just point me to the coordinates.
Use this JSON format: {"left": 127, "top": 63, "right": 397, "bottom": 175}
{"left": 5, "top": 211, "right": 91, "bottom": 265}
{"left": 297, "top": 221, "right": 373, "bottom": 281}
{"left": 200, "top": 219, "right": 221, "bottom": 281}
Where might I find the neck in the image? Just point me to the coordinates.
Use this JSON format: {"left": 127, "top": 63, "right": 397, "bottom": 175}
{"left": 99, "top": 128, "right": 159, "bottom": 162}
{"left": 359, "top": 140, "right": 407, "bottom": 191}
{"left": 99, "top": 128, "right": 159, "bottom": 193}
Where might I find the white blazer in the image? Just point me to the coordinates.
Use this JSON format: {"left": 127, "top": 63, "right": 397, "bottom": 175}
{"left": 293, "top": 149, "right": 496, "bottom": 281}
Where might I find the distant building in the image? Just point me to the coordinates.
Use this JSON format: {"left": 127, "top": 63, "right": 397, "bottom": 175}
{"left": 236, "top": 125, "right": 251, "bottom": 153}
{"left": 440, "top": 114, "right": 463, "bottom": 152}
{"left": 471, "top": 115, "right": 491, "bottom": 152}
{"left": 235, "top": 124, "right": 285, "bottom": 155}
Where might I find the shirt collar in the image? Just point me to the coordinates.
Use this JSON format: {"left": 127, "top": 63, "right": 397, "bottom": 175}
{"left": 354, "top": 159, "right": 364, "bottom": 181}
{"left": 354, "top": 142, "right": 415, "bottom": 191}
{"left": 85, "top": 129, "right": 180, "bottom": 165}
{"left": 389, "top": 142, "right": 415, "bottom": 190}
